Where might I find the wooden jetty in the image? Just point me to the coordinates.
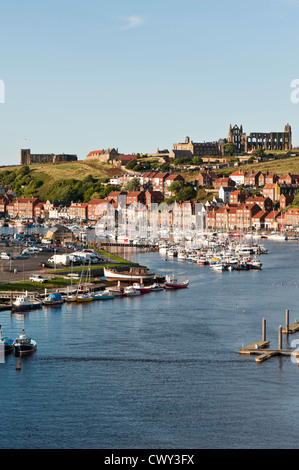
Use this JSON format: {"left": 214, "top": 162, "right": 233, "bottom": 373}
{"left": 282, "top": 309, "right": 299, "bottom": 334}
{"left": 100, "top": 242, "right": 157, "bottom": 250}
{"left": 239, "top": 317, "right": 299, "bottom": 364}
{"left": 0, "top": 291, "right": 39, "bottom": 301}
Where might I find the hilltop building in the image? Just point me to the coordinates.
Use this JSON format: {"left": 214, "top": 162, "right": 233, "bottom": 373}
{"left": 228, "top": 124, "right": 292, "bottom": 153}
{"left": 86, "top": 148, "right": 119, "bottom": 164}
{"left": 20, "top": 149, "right": 77, "bottom": 165}
{"left": 170, "top": 136, "right": 225, "bottom": 159}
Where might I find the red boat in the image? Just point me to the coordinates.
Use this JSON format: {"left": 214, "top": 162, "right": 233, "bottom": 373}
{"left": 164, "top": 276, "right": 189, "bottom": 290}
{"left": 132, "top": 282, "right": 151, "bottom": 294}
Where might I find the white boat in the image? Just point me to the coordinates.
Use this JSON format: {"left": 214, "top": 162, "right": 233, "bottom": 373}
{"left": 210, "top": 263, "right": 226, "bottom": 271}
{"left": 158, "top": 244, "right": 168, "bottom": 255}
{"left": 167, "top": 249, "right": 177, "bottom": 257}
{"left": 124, "top": 286, "right": 141, "bottom": 296}
{"left": 149, "top": 283, "right": 164, "bottom": 292}
{"left": 247, "top": 258, "right": 262, "bottom": 269}
{"left": 268, "top": 233, "right": 288, "bottom": 241}
{"left": 177, "top": 252, "right": 186, "bottom": 260}
{"left": 104, "top": 265, "right": 155, "bottom": 281}
{"left": 12, "top": 294, "right": 41, "bottom": 311}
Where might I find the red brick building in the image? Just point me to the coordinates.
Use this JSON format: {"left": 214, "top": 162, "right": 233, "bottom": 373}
{"left": 88, "top": 199, "right": 115, "bottom": 220}
{"left": 145, "top": 191, "right": 164, "bottom": 208}
{"left": 126, "top": 191, "right": 146, "bottom": 206}
{"left": 7, "top": 197, "right": 39, "bottom": 219}
{"left": 69, "top": 203, "right": 88, "bottom": 220}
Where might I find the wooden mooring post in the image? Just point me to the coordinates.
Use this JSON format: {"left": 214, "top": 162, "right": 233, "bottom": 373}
{"left": 282, "top": 309, "right": 299, "bottom": 334}
{"left": 239, "top": 315, "right": 299, "bottom": 364}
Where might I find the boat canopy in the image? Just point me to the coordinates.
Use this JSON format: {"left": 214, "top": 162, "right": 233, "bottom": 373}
{"left": 48, "top": 293, "right": 62, "bottom": 301}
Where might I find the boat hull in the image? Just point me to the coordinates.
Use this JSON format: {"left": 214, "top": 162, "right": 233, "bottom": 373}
{"left": 104, "top": 268, "right": 155, "bottom": 281}
{"left": 164, "top": 281, "right": 189, "bottom": 289}
{"left": 14, "top": 341, "right": 37, "bottom": 357}
{"left": 93, "top": 294, "right": 114, "bottom": 300}
{"left": 12, "top": 303, "right": 41, "bottom": 312}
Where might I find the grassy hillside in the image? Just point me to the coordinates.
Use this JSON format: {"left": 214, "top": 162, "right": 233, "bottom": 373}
{"left": 0, "top": 160, "right": 125, "bottom": 202}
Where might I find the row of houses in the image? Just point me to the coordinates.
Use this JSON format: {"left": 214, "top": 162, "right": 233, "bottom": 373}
{"left": 204, "top": 188, "right": 299, "bottom": 230}
{"left": 2, "top": 189, "right": 167, "bottom": 221}
{"left": 110, "top": 172, "right": 185, "bottom": 196}
{"left": 197, "top": 170, "right": 299, "bottom": 189}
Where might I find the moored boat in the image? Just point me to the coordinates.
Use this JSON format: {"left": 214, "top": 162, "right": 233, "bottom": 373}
{"left": 14, "top": 329, "right": 37, "bottom": 356}
{"left": 104, "top": 265, "right": 155, "bottom": 281}
{"left": 92, "top": 292, "right": 115, "bottom": 300}
{"left": 43, "top": 292, "right": 64, "bottom": 306}
{"left": 164, "top": 275, "right": 189, "bottom": 289}
{"left": 76, "top": 293, "right": 94, "bottom": 302}
{"left": 124, "top": 286, "right": 141, "bottom": 296}
{"left": 12, "top": 294, "right": 41, "bottom": 312}
{"left": 0, "top": 325, "right": 14, "bottom": 353}
{"left": 132, "top": 282, "right": 151, "bottom": 294}
{"left": 149, "top": 283, "right": 164, "bottom": 292}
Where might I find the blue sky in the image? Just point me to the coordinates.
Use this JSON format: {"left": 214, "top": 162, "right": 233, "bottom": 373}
{"left": 0, "top": 0, "right": 299, "bottom": 164}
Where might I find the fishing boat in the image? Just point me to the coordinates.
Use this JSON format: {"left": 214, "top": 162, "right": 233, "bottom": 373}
{"left": 0, "top": 325, "right": 14, "bottom": 353}
{"left": 124, "top": 286, "right": 141, "bottom": 296}
{"left": 43, "top": 292, "right": 64, "bottom": 306}
{"left": 164, "top": 275, "right": 189, "bottom": 290}
{"left": 132, "top": 282, "right": 151, "bottom": 294}
{"left": 247, "top": 258, "right": 262, "bottom": 270}
{"left": 14, "top": 329, "right": 37, "bottom": 356}
{"left": 104, "top": 265, "right": 155, "bottom": 281}
{"left": 12, "top": 294, "right": 41, "bottom": 311}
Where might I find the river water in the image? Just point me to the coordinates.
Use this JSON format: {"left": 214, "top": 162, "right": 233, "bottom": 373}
{"left": 1, "top": 238, "right": 299, "bottom": 449}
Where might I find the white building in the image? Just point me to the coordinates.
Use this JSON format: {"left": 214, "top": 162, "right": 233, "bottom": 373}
{"left": 229, "top": 171, "right": 246, "bottom": 186}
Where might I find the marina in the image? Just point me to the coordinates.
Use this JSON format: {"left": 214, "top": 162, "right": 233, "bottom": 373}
{"left": 1, "top": 237, "right": 299, "bottom": 448}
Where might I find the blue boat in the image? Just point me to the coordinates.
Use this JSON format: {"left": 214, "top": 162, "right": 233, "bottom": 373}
{"left": 14, "top": 329, "right": 37, "bottom": 357}
{"left": 43, "top": 292, "right": 63, "bottom": 306}
{"left": 92, "top": 292, "right": 115, "bottom": 300}
{"left": 0, "top": 325, "right": 14, "bottom": 353}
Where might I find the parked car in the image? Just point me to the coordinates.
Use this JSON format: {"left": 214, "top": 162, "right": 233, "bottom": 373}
{"left": 29, "top": 274, "right": 48, "bottom": 283}
{"left": 22, "top": 247, "right": 41, "bottom": 254}
{"left": 39, "top": 261, "right": 53, "bottom": 268}
{"left": 15, "top": 254, "right": 30, "bottom": 259}
{"left": 0, "top": 252, "right": 14, "bottom": 260}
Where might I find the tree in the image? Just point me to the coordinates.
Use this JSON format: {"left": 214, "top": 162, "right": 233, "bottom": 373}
{"left": 176, "top": 186, "right": 196, "bottom": 201}
{"left": 224, "top": 143, "right": 238, "bottom": 156}
{"left": 252, "top": 148, "right": 266, "bottom": 159}
{"left": 168, "top": 181, "right": 184, "bottom": 194}
{"left": 192, "top": 156, "right": 203, "bottom": 165}
{"left": 125, "top": 159, "right": 137, "bottom": 170}
{"left": 124, "top": 177, "right": 141, "bottom": 192}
